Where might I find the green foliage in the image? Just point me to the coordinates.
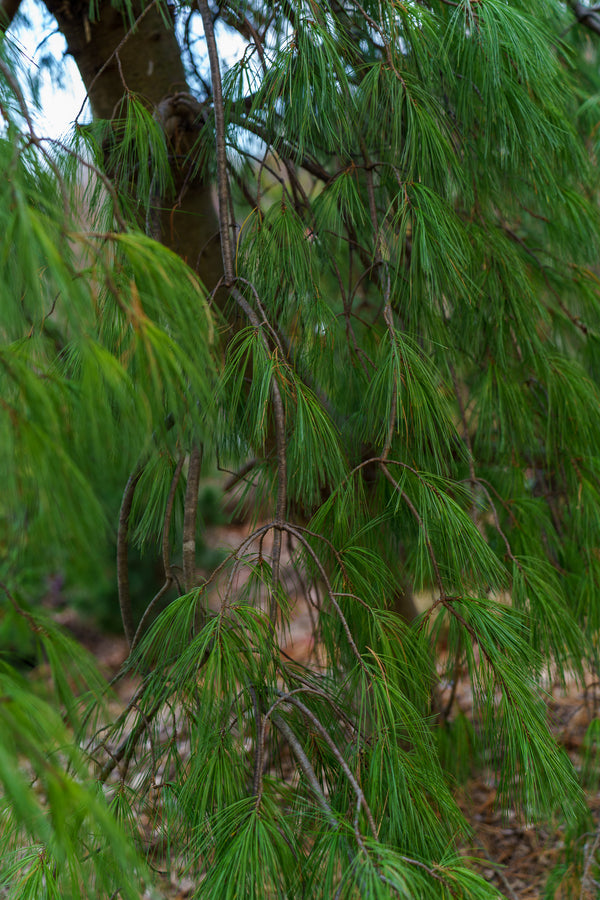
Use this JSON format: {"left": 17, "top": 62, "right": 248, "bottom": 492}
{"left": 3, "top": 0, "right": 600, "bottom": 896}
{"left": 0, "top": 607, "right": 144, "bottom": 898}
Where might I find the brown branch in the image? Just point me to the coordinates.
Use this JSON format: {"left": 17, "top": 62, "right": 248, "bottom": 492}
{"left": 379, "top": 463, "right": 446, "bottom": 599}
{"left": 183, "top": 444, "right": 202, "bottom": 594}
{"left": 130, "top": 579, "right": 172, "bottom": 654}
{"left": 198, "top": 0, "right": 235, "bottom": 282}
{"left": 45, "top": 139, "right": 129, "bottom": 232}
{"left": 203, "top": 522, "right": 273, "bottom": 606}
{"left": 0, "top": 581, "right": 47, "bottom": 634}
{"left": 0, "top": 60, "right": 73, "bottom": 214}
{"left": 117, "top": 467, "right": 143, "bottom": 647}
{"left": 284, "top": 694, "right": 378, "bottom": 842}
{"left": 233, "top": 277, "right": 287, "bottom": 359}
{"left": 234, "top": 116, "right": 332, "bottom": 183}
{"left": 131, "top": 454, "right": 185, "bottom": 652}
{"left": 570, "top": 2, "right": 600, "bottom": 36}
{"left": 222, "top": 456, "right": 260, "bottom": 491}
{"left": 271, "top": 712, "right": 339, "bottom": 829}
{"left": 97, "top": 695, "right": 162, "bottom": 783}
{"left": 268, "top": 372, "right": 287, "bottom": 622}
{"left": 199, "top": 1, "right": 289, "bottom": 623}
{"left": 222, "top": 281, "right": 288, "bottom": 622}
{"left": 282, "top": 524, "right": 369, "bottom": 676}
{"left": 359, "top": 139, "right": 396, "bottom": 457}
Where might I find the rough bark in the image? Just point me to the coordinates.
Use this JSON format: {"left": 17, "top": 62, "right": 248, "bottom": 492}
{"left": 41, "top": 0, "right": 222, "bottom": 287}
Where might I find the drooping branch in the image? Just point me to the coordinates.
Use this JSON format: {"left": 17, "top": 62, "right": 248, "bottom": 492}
{"left": 227, "top": 114, "right": 332, "bottom": 183}
{"left": 117, "top": 467, "right": 143, "bottom": 647}
{"left": 72, "top": 0, "right": 160, "bottom": 122}
{"left": 379, "top": 463, "right": 447, "bottom": 600}
{"left": 271, "top": 712, "right": 339, "bottom": 829}
{"left": 183, "top": 444, "right": 202, "bottom": 594}
{"left": 198, "top": 0, "right": 235, "bottom": 283}
{"left": 284, "top": 693, "right": 378, "bottom": 843}
{"left": 282, "top": 524, "right": 369, "bottom": 675}
{"left": 131, "top": 454, "right": 185, "bottom": 651}
{"left": 221, "top": 282, "right": 288, "bottom": 621}
{"left": 200, "top": 0, "right": 289, "bottom": 622}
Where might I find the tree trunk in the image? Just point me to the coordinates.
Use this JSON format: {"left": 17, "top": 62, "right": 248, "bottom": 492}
{"left": 42, "top": 0, "right": 223, "bottom": 288}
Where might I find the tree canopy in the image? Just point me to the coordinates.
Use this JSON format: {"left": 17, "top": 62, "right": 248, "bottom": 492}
{"left": 2, "top": 0, "right": 600, "bottom": 897}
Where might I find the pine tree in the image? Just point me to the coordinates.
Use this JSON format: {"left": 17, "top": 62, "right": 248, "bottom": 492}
{"left": 2, "top": 0, "right": 600, "bottom": 897}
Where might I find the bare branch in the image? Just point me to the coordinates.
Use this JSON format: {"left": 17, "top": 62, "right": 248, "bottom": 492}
{"left": 199, "top": 1, "right": 289, "bottom": 623}
{"left": 222, "top": 456, "right": 260, "bottom": 491}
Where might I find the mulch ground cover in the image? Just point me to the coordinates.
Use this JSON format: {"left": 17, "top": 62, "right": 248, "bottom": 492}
{"left": 56, "top": 600, "right": 600, "bottom": 899}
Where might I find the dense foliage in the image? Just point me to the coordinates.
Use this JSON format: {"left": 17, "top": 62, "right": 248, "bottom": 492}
{"left": 2, "top": 0, "right": 600, "bottom": 896}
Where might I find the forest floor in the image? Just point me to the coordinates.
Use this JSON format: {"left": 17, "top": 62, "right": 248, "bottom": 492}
{"left": 50, "top": 517, "right": 600, "bottom": 899}
{"left": 451, "top": 676, "right": 600, "bottom": 900}
{"left": 60, "top": 608, "right": 600, "bottom": 900}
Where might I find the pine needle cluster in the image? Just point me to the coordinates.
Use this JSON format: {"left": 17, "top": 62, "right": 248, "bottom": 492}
{"left": 1, "top": 0, "right": 600, "bottom": 896}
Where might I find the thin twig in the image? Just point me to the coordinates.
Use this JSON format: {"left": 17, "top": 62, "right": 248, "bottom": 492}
{"left": 225, "top": 281, "right": 288, "bottom": 623}
{"left": 183, "top": 444, "right": 202, "bottom": 594}
{"left": 198, "top": 0, "right": 234, "bottom": 282}
{"left": 222, "top": 456, "right": 259, "bottom": 491}
{"left": 74, "top": 0, "right": 159, "bottom": 123}
{"left": 0, "top": 581, "right": 47, "bottom": 634}
{"left": 284, "top": 694, "right": 378, "bottom": 843}
{"left": 569, "top": 1, "right": 600, "bottom": 36}
{"left": 131, "top": 454, "right": 185, "bottom": 651}
{"left": 271, "top": 712, "right": 339, "bottom": 829}
{"left": 380, "top": 463, "right": 446, "bottom": 599}
{"left": 130, "top": 582, "right": 171, "bottom": 657}
{"left": 45, "top": 138, "right": 129, "bottom": 232}
{"left": 282, "top": 524, "right": 369, "bottom": 676}
{"left": 199, "top": 0, "right": 289, "bottom": 625}
{"left": 117, "top": 467, "right": 143, "bottom": 647}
